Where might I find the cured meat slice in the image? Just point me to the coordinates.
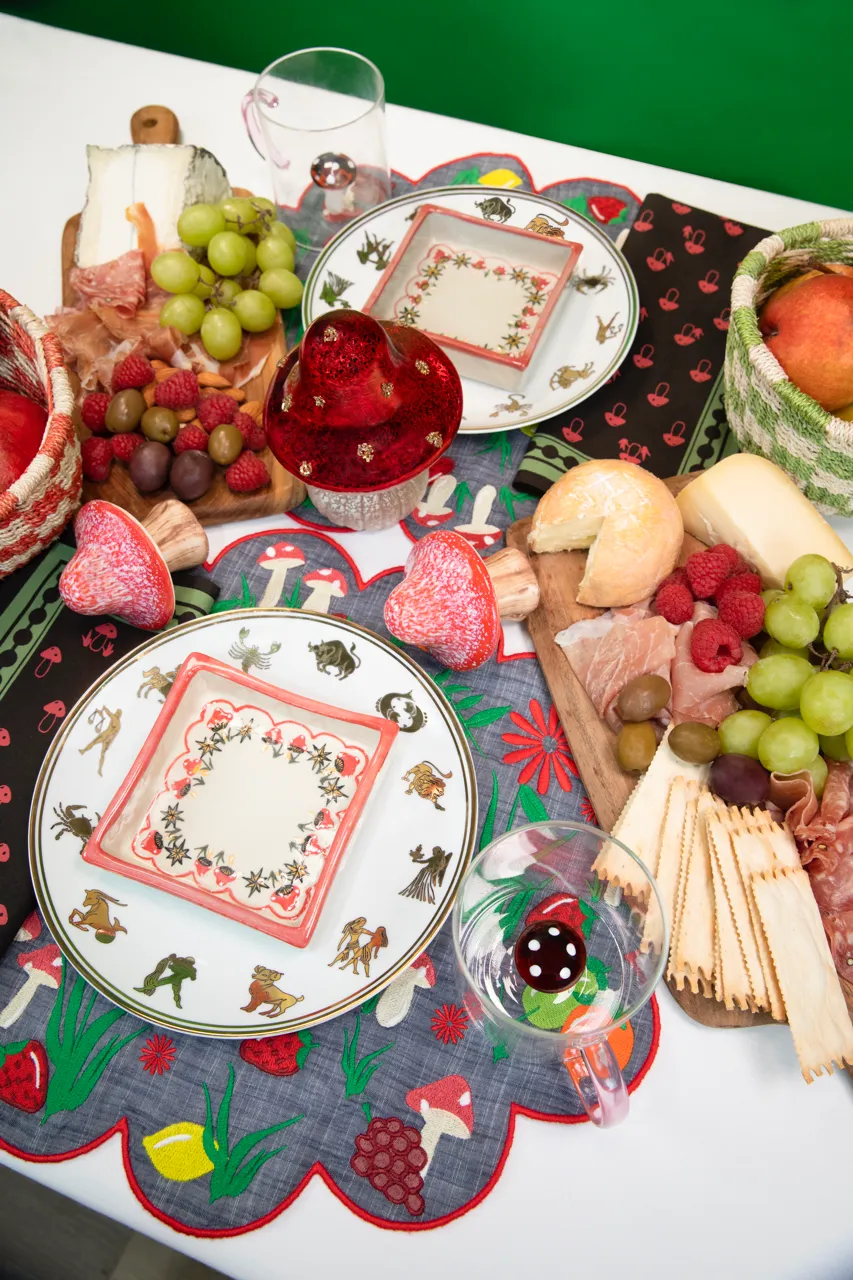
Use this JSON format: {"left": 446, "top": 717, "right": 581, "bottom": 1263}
{"left": 583, "top": 615, "right": 678, "bottom": 730}
{"left": 670, "top": 602, "right": 756, "bottom": 726}
{"left": 69, "top": 249, "right": 146, "bottom": 318}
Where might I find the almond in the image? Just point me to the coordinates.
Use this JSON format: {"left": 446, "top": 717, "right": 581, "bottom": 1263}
{"left": 142, "top": 382, "right": 157, "bottom": 407}
{"left": 198, "top": 371, "right": 232, "bottom": 389}
{"left": 150, "top": 359, "right": 170, "bottom": 372}
{"left": 223, "top": 387, "right": 246, "bottom": 403}
{"left": 241, "top": 400, "right": 263, "bottom": 425}
{"left": 176, "top": 407, "right": 197, "bottom": 422}
{"left": 154, "top": 366, "right": 176, "bottom": 382}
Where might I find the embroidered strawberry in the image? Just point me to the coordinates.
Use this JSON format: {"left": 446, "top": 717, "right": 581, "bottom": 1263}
{"left": 239, "top": 1030, "right": 316, "bottom": 1076}
{"left": 525, "top": 891, "right": 584, "bottom": 934}
{"left": 0, "top": 1038, "right": 48, "bottom": 1113}
{"left": 587, "top": 195, "right": 627, "bottom": 224}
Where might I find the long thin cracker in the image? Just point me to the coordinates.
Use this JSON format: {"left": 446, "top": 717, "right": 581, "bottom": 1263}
{"left": 707, "top": 817, "right": 752, "bottom": 1010}
{"left": 666, "top": 780, "right": 699, "bottom": 980}
{"left": 642, "top": 776, "right": 689, "bottom": 954}
{"left": 752, "top": 866, "right": 853, "bottom": 1081}
{"left": 671, "top": 788, "right": 716, "bottom": 994}
{"left": 707, "top": 814, "right": 766, "bottom": 1010}
{"left": 721, "top": 814, "right": 786, "bottom": 1021}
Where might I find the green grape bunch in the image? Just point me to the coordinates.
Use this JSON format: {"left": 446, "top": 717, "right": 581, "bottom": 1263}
{"left": 151, "top": 197, "right": 303, "bottom": 361}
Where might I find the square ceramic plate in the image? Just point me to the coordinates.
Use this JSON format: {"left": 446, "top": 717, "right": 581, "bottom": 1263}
{"left": 83, "top": 652, "right": 397, "bottom": 947}
{"left": 364, "top": 203, "right": 582, "bottom": 391}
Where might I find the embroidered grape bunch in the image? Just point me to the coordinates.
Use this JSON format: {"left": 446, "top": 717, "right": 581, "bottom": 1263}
{"left": 350, "top": 1116, "right": 426, "bottom": 1216}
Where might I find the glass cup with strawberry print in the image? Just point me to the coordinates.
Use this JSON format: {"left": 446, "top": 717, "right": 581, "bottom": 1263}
{"left": 452, "top": 821, "right": 666, "bottom": 1127}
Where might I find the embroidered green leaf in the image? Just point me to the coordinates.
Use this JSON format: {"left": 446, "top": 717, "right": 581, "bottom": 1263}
{"left": 43, "top": 960, "right": 146, "bottom": 1122}
{"left": 518, "top": 784, "right": 550, "bottom": 824}
{"left": 361, "top": 993, "right": 381, "bottom": 1015}
{"left": 211, "top": 573, "right": 256, "bottom": 614}
{"left": 479, "top": 769, "right": 500, "bottom": 851}
{"left": 452, "top": 167, "right": 481, "bottom": 185}
{"left": 201, "top": 1062, "right": 302, "bottom": 1203}
{"left": 492, "top": 1042, "right": 511, "bottom": 1063}
{"left": 454, "top": 480, "right": 472, "bottom": 512}
{"left": 340, "top": 1013, "right": 393, "bottom": 1100}
{"left": 499, "top": 484, "right": 533, "bottom": 522}
{"left": 498, "top": 883, "right": 539, "bottom": 943}
{"left": 465, "top": 705, "right": 511, "bottom": 728}
{"left": 586, "top": 955, "right": 611, "bottom": 987}
{"left": 580, "top": 899, "right": 595, "bottom": 939}
{"left": 453, "top": 694, "right": 484, "bottom": 710}
{"left": 285, "top": 576, "right": 302, "bottom": 609}
{"left": 477, "top": 432, "right": 514, "bottom": 472}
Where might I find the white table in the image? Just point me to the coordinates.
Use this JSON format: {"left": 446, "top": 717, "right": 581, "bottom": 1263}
{"left": 1, "top": 15, "right": 852, "bottom": 1280}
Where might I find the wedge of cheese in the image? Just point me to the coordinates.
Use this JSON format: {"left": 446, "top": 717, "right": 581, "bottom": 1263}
{"left": 677, "top": 454, "right": 852, "bottom": 588}
{"left": 76, "top": 145, "right": 231, "bottom": 268}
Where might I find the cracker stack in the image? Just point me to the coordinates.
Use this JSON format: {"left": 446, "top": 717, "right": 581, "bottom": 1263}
{"left": 594, "top": 739, "right": 853, "bottom": 1083}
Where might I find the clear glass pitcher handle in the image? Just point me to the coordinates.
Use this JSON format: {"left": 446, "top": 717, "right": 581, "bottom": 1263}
{"left": 563, "top": 1038, "right": 629, "bottom": 1127}
{"left": 241, "top": 87, "right": 279, "bottom": 160}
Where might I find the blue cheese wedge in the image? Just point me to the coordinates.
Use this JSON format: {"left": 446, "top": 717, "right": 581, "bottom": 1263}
{"left": 75, "top": 144, "right": 231, "bottom": 267}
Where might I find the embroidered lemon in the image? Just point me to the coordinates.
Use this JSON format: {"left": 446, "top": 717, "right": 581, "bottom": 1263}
{"left": 142, "top": 1122, "right": 214, "bottom": 1181}
{"left": 478, "top": 169, "right": 523, "bottom": 189}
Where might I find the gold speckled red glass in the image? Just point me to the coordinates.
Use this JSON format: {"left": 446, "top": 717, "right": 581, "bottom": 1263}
{"left": 264, "top": 310, "right": 462, "bottom": 492}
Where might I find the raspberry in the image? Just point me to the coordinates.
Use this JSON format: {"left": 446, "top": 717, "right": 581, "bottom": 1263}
{"left": 198, "top": 394, "right": 236, "bottom": 431}
{"left": 655, "top": 581, "right": 695, "bottom": 625}
{"left": 155, "top": 370, "right": 198, "bottom": 410}
{"left": 658, "top": 566, "right": 690, "bottom": 594}
{"left": 718, "top": 591, "right": 765, "bottom": 639}
{"left": 174, "top": 424, "right": 209, "bottom": 454}
{"left": 112, "top": 354, "right": 154, "bottom": 392}
{"left": 81, "top": 392, "right": 110, "bottom": 434}
{"left": 712, "top": 544, "right": 739, "bottom": 572}
{"left": 225, "top": 451, "right": 270, "bottom": 493}
{"left": 690, "top": 618, "right": 743, "bottom": 673}
{"left": 685, "top": 549, "right": 731, "bottom": 600}
{"left": 716, "top": 572, "right": 762, "bottom": 603}
{"left": 81, "top": 436, "right": 113, "bottom": 482}
{"left": 247, "top": 423, "right": 267, "bottom": 451}
{"left": 111, "top": 432, "right": 143, "bottom": 463}
{"left": 232, "top": 411, "right": 252, "bottom": 442}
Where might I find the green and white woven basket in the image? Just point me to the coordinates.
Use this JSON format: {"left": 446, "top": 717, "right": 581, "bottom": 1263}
{"left": 725, "top": 216, "right": 853, "bottom": 516}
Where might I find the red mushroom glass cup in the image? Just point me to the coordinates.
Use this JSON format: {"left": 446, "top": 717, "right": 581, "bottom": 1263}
{"left": 453, "top": 821, "right": 666, "bottom": 1128}
{"left": 264, "top": 309, "right": 462, "bottom": 530}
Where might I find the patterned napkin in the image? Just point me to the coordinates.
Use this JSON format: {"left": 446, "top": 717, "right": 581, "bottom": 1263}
{"left": 0, "top": 533, "right": 218, "bottom": 957}
{"left": 514, "top": 194, "right": 771, "bottom": 493}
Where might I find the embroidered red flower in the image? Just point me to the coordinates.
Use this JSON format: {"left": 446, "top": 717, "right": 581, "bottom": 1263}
{"left": 502, "top": 700, "right": 578, "bottom": 795}
{"left": 580, "top": 797, "right": 598, "bottom": 825}
{"left": 431, "top": 1003, "right": 469, "bottom": 1045}
{"left": 139, "top": 1034, "right": 176, "bottom": 1076}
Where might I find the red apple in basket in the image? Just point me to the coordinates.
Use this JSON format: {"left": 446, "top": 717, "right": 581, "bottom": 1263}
{"left": 0, "top": 390, "right": 47, "bottom": 494}
{"left": 759, "top": 273, "right": 853, "bottom": 412}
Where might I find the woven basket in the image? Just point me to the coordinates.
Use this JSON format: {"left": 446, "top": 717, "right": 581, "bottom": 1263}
{"left": 0, "top": 289, "right": 80, "bottom": 576}
{"left": 725, "top": 216, "right": 853, "bottom": 516}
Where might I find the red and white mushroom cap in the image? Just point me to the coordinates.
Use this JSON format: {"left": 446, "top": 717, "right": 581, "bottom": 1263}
{"left": 384, "top": 530, "right": 501, "bottom": 671}
{"left": 59, "top": 501, "right": 175, "bottom": 631}
{"left": 412, "top": 952, "right": 436, "bottom": 986}
{"left": 257, "top": 542, "right": 305, "bottom": 569}
{"left": 405, "top": 1074, "right": 474, "bottom": 1137}
{"left": 303, "top": 568, "right": 347, "bottom": 596}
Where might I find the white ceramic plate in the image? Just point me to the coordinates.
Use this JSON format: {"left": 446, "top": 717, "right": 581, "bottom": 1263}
{"left": 30, "top": 612, "right": 477, "bottom": 1037}
{"left": 303, "top": 186, "right": 639, "bottom": 434}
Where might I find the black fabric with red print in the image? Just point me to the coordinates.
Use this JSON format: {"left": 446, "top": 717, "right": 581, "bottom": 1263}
{"left": 514, "top": 194, "right": 770, "bottom": 491}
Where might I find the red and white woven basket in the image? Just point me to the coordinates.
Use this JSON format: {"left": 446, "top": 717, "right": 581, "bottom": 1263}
{"left": 0, "top": 289, "right": 80, "bottom": 577}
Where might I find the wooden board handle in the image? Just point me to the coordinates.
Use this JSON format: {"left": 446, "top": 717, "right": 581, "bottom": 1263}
{"left": 130, "top": 106, "right": 179, "bottom": 145}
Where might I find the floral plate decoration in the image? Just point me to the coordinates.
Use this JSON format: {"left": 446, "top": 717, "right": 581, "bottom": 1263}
{"left": 84, "top": 653, "right": 397, "bottom": 947}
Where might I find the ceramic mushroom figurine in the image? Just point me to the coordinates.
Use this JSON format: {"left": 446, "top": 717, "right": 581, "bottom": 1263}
{"left": 59, "top": 499, "right": 209, "bottom": 631}
{"left": 264, "top": 309, "right": 462, "bottom": 531}
{"left": 384, "top": 530, "right": 540, "bottom": 670}
{"left": 257, "top": 542, "right": 305, "bottom": 608}
{"left": 405, "top": 1074, "right": 473, "bottom": 1173}
{"left": 375, "top": 953, "right": 436, "bottom": 1028}
{"left": 0, "top": 942, "right": 62, "bottom": 1028}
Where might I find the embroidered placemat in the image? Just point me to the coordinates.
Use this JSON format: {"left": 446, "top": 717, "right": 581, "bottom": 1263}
{"left": 514, "top": 193, "right": 770, "bottom": 492}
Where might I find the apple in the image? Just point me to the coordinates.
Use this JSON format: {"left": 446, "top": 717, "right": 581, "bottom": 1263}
{"left": 759, "top": 273, "right": 853, "bottom": 412}
{"left": 0, "top": 389, "right": 47, "bottom": 493}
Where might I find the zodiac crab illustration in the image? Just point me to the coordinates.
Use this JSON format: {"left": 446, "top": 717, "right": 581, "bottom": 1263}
{"left": 574, "top": 265, "right": 615, "bottom": 295}
{"left": 51, "top": 803, "right": 98, "bottom": 846}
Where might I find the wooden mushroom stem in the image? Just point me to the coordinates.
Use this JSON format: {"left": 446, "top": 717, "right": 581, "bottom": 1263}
{"left": 484, "top": 547, "right": 540, "bottom": 621}
{"left": 141, "top": 499, "right": 209, "bottom": 572}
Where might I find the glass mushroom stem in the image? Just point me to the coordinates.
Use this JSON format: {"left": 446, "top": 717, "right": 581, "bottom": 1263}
{"left": 306, "top": 470, "right": 429, "bottom": 532}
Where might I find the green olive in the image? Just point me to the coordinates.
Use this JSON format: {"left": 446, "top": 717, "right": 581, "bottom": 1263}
{"left": 208, "top": 422, "right": 244, "bottom": 466}
{"left": 615, "top": 674, "right": 671, "bottom": 723}
{"left": 669, "top": 721, "right": 721, "bottom": 765}
{"left": 141, "top": 406, "right": 179, "bottom": 444}
{"left": 105, "top": 389, "right": 146, "bottom": 434}
{"left": 616, "top": 721, "right": 658, "bottom": 773}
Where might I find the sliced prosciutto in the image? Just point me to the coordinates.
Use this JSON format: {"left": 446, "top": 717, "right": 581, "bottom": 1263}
{"left": 68, "top": 249, "right": 146, "bottom": 317}
{"left": 557, "top": 611, "right": 677, "bottom": 731}
{"left": 670, "top": 602, "right": 756, "bottom": 726}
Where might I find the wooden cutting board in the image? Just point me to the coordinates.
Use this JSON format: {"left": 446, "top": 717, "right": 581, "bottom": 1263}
{"left": 60, "top": 105, "right": 305, "bottom": 526}
{"left": 506, "top": 476, "right": 772, "bottom": 1030}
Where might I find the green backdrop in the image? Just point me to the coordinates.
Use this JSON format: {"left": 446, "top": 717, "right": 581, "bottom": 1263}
{"left": 5, "top": 0, "right": 852, "bottom": 213}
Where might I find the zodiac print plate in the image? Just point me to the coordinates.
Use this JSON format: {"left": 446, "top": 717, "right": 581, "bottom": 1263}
{"left": 30, "top": 612, "right": 477, "bottom": 1037}
{"left": 84, "top": 653, "right": 398, "bottom": 947}
{"left": 304, "top": 186, "right": 639, "bottom": 434}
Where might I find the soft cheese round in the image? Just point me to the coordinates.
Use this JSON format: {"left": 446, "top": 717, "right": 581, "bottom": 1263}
{"left": 528, "top": 458, "right": 683, "bottom": 607}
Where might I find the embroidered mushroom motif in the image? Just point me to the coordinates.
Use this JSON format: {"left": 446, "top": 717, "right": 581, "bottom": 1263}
{"left": 256, "top": 542, "right": 306, "bottom": 609}
{"left": 14, "top": 910, "right": 42, "bottom": 944}
{"left": 404, "top": 1074, "right": 474, "bottom": 1174}
{"left": 411, "top": 474, "right": 458, "bottom": 528}
{"left": 0, "top": 943, "right": 62, "bottom": 1028}
{"left": 34, "top": 646, "right": 61, "bottom": 679}
{"left": 375, "top": 953, "right": 436, "bottom": 1028}
{"left": 454, "top": 484, "right": 502, "bottom": 549}
{"left": 38, "top": 700, "right": 66, "bottom": 734}
{"left": 301, "top": 568, "right": 348, "bottom": 615}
